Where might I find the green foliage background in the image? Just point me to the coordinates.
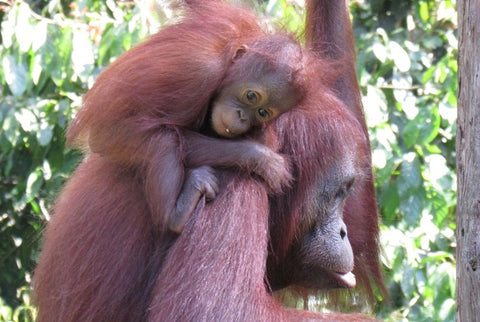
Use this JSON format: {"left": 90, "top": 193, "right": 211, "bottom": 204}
{"left": 0, "top": 0, "right": 457, "bottom": 321}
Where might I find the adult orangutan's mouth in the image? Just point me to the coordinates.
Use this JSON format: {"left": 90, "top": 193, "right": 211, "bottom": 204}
{"left": 332, "top": 271, "right": 356, "bottom": 288}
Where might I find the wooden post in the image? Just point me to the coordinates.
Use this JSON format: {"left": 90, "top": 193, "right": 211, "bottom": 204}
{"left": 457, "top": 0, "right": 480, "bottom": 319}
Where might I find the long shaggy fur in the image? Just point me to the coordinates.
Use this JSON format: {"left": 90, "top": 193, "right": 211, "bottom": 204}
{"left": 33, "top": 1, "right": 384, "bottom": 321}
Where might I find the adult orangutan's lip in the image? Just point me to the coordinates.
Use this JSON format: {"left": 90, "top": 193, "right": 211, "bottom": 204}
{"left": 333, "top": 271, "right": 356, "bottom": 288}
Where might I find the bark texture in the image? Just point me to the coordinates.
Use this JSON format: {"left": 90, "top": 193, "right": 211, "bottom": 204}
{"left": 457, "top": 0, "right": 480, "bottom": 319}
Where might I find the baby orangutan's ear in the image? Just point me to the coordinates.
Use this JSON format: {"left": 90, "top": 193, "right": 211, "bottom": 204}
{"left": 232, "top": 45, "right": 248, "bottom": 62}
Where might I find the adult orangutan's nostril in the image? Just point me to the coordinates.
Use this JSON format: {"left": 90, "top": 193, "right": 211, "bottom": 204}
{"left": 340, "top": 227, "right": 347, "bottom": 240}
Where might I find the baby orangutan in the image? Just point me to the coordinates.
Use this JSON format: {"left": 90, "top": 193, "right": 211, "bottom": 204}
{"left": 170, "top": 44, "right": 302, "bottom": 232}
{"left": 63, "top": 12, "right": 305, "bottom": 235}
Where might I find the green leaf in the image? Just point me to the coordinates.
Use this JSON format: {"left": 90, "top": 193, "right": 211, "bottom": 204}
{"left": 1, "top": 6, "right": 16, "bottom": 49}
{"left": 15, "top": 2, "right": 34, "bottom": 53}
{"left": 379, "top": 181, "right": 400, "bottom": 223}
{"left": 424, "top": 154, "right": 451, "bottom": 190}
{"left": 422, "top": 66, "right": 435, "bottom": 83}
{"left": 98, "top": 24, "right": 116, "bottom": 66}
{"left": 32, "top": 21, "right": 48, "bottom": 53}
{"left": 2, "top": 108, "right": 20, "bottom": 147}
{"left": 363, "top": 85, "right": 388, "bottom": 127}
{"left": 372, "top": 41, "right": 388, "bottom": 63}
{"left": 400, "top": 265, "right": 415, "bottom": 297}
{"left": 415, "top": 270, "right": 427, "bottom": 295}
{"left": 37, "top": 122, "right": 53, "bottom": 146}
{"left": 438, "top": 299, "right": 455, "bottom": 321}
{"left": 389, "top": 41, "right": 411, "bottom": 72}
{"left": 3, "top": 56, "right": 28, "bottom": 96}
{"left": 418, "top": 107, "right": 440, "bottom": 145}
{"left": 402, "top": 121, "right": 419, "bottom": 148}
{"left": 397, "top": 155, "right": 423, "bottom": 191}
{"left": 425, "top": 144, "right": 442, "bottom": 154}
{"left": 26, "top": 170, "right": 44, "bottom": 201}
{"left": 420, "top": 251, "right": 453, "bottom": 265}
{"left": 72, "top": 28, "right": 95, "bottom": 82}
{"left": 32, "top": 54, "right": 43, "bottom": 85}
{"left": 57, "top": 99, "right": 71, "bottom": 128}
{"left": 422, "top": 36, "right": 443, "bottom": 50}
{"left": 50, "top": 25, "right": 73, "bottom": 86}
{"left": 429, "top": 192, "right": 448, "bottom": 225}
{"left": 401, "top": 192, "right": 424, "bottom": 225}
{"left": 419, "top": 2, "right": 430, "bottom": 23}
{"left": 15, "top": 108, "right": 37, "bottom": 132}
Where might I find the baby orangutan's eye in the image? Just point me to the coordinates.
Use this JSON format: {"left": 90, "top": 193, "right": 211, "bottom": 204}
{"left": 245, "top": 90, "right": 259, "bottom": 103}
{"left": 257, "top": 108, "right": 269, "bottom": 119}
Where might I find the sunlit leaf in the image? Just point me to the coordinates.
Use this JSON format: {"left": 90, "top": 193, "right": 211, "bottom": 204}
{"left": 425, "top": 144, "right": 442, "bottom": 154}
{"left": 372, "top": 41, "right": 387, "bottom": 63}
{"left": 372, "top": 148, "right": 387, "bottom": 169}
{"left": 438, "top": 299, "right": 455, "bottom": 321}
{"left": 3, "top": 56, "right": 28, "bottom": 96}
{"left": 424, "top": 154, "right": 449, "bottom": 183}
{"left": 429, "top": 192, "right": 448, "bottom": 225}
{"left": 419, "top": 2, "right": 430, "bottom": 23}
{"left": 32, "top": 54, "right": 43, "bottom": 85}
{"left": 422, "top": 66, "right": 435, "bottom": 83}
{"left": 26, "top": 170, "right": 44, "bottom": 200}
{"left": 32, "top": 21, "right": 48, "bottom": 52}
{"left": 43, "top": 159, "right": 52, "bottom": 180}
{"left": 50, "top": 26, "right": 73, "bottom": 86}
{"left": 392, "top": 73, "right": 417, "bottom": 119}
{"left": 15, "top": 108, "right": 37, "bottom": 132}
{"left": 1, "top": 109, "right": 20, "bottom": 147}
{"left": 395, "top": 90, "right": 417, "bottom": 120}
{"left": 1, "top": 7, "right": 16, "bottom": 49}
{"left": 72, "top": 29, "right": 95, "bottom": 82}
{"left": 363, "top": 85, "right": 388, "bottom": 127}
{"left": 37, "top": 122, "right": 53, "bottom": 146}
{"left": 389, "top": 41, "right": 411, "bottom": 72}
{"left": 420, "top": 251, "right": 453, "bottom": 264}
{"left": 15, "top": 2, "right": 34, "bottom": 53}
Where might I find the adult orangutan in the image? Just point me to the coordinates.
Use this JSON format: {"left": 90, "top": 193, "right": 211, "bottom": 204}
{"left": 267, "top": 0, "right": 385, "bottom": 297}
{"left": 32, "top": 0, "right": 384, "bottom": 321}
{"left": 147, "top": 73, "right": 378, "bottom": 321}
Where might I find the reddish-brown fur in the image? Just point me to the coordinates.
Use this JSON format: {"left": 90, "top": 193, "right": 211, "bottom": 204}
{"left": 303, "top": 0, "right": 385, "bottom": 297}
{"left": 33, "top": 0, "right": 383, "bottom": 321}
{"left": 66, "top": 1, "right": 301, "bottom": 233}
{"left": 148, "top": 81, "right": 375, "bottom": 321}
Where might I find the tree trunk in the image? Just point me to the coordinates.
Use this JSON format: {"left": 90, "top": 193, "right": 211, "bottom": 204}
{"left": 457, "top": 0, "right": 480, "bottom": 320}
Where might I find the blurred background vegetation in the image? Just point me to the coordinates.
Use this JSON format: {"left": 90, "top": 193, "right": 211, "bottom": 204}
{"left": 0, "top": 0, "right": 457, "bottom": 321}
